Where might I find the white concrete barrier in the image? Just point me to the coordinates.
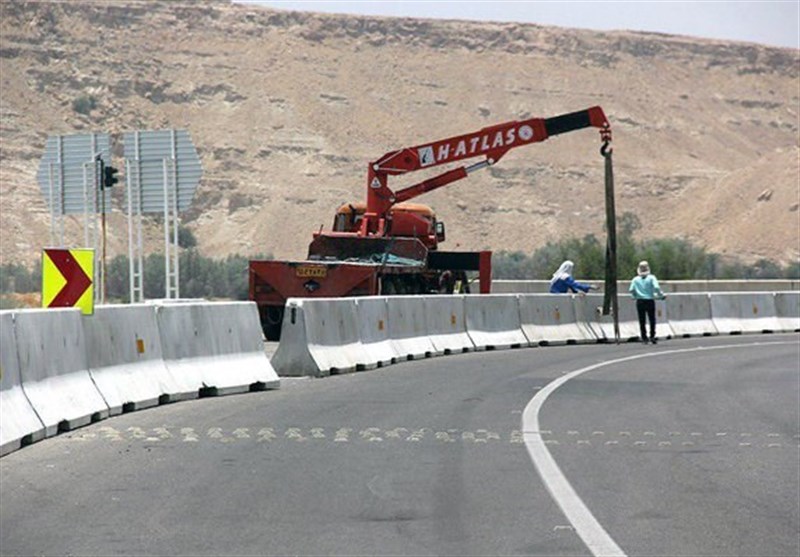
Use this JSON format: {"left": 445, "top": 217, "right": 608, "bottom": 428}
{"left": 355, "top": 297, "right": 398, "bottom": 368}
{"left": 13, "top": 308, "right": 109, "bottom": 437}
{"left": 518, "top": 294, "right": 596, "bottom": 345}
{"left": 272, "top": 298, "right": 362, "bottom": 377}
{"left": 83, "top": 304, "right": 186, "bottom": 415}
{"left": 491, "top": 280, "right": 800, "bottom": 294}
{"left": 465, "top": 294, "right": 529, "bottom": 350}
{"left": 573, "top": 295, "right": 674, "bottom": 342}
{"left": 388, "top": 296, "right": 440, "bottom": 360}
{"left": 575, "top": 294, "right": 641, "bottom": 342}
{"left": 1, "top": 311, "right": 46, "bottom": 456}
{"left": 491, "top": 281, "right": 550, "bottom": 294}
{"left": 774, "top": 292, "right": 800, "bottom": 332}
{"left": 664, "top": 293, "right": 717, "bottom": 337}
{"left": 665, "top": 280, "right": 800, "bottom": 293}
{"left": 423, "top": 295, "right": 474, "bottom": 354}
{"left": 709, "top": 292, "right": 782, "bottom": 334}
{"left": 157, "top": 302, "right": 280, "bottom": 393}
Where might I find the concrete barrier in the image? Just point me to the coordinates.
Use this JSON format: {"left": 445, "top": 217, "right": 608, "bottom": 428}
{"left": 664, "top": 280, "right": 800, "bottom": 293}
{"left": 13, "top": 308, "right": 109, "bottom": 437}
{"left": 575, "top": 294, "right": 640, "bottom": 342}
{"left": 491, "top": 280, "right": 800, "bottom": 294}
{"left": 157, "top": 302, "right": 280, "bottom": 393}
{"left": 83, "top": 304, "right": 186, "bottom": 415}
{"left": 1, "top": 311, "right": 46, "bottom": 456}
{"left": 491, "top": 281, "right": 550, "bottom": 294}
{"left": 424, "top": 295, "right": 474, "bottom": 354}
{"left": 573, "top": 295, "right": 674, "bottom": 342}
{"left": 664, "top": 293, "right": 717, "bottom": 337}
{"left": 388, "top": 296, "right": 440, "bottom": 360}
{"left": 709, "top": 292, "right": 782, "bottom": 334}
{"left": 355, "top": 297, "right": 398, "bottom": 368}
{"left": 465, "top": 294, "right": 529, "bottom": 350}
{"left": 518, "top": 294, "right": 596, "bottom": 345}
{"left": 774, "top": 292, "right": 800, "bottom": 332}
{"left": 272, "top": 298, "right": 362, "bottom": 377}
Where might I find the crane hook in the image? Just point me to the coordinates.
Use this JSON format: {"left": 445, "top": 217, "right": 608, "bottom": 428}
{"left": 599, "top": 123, "right": 612, "bottom": 157}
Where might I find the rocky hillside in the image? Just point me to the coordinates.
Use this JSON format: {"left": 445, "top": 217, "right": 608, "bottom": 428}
{"left": 1, "top": 0, "right": 798, "bottom": 267}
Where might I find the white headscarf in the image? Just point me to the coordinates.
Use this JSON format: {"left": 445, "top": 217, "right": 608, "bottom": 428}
{"left": 637, "top": 260, "right": 650, "bottom": 277}
{"left": 550, "top": 260, "right": 574, "bottom": 285}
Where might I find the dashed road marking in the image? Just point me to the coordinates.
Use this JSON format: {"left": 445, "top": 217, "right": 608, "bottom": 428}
{"left": 334, "top": 428, "right": 351, "bottom": 442}
{"left": 63, "top": 426, "right": 797, "bottom": 449}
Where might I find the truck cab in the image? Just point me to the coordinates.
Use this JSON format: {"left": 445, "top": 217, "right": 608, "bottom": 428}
{"left": 332, "top": 202, "right": 444, "bottom": 249}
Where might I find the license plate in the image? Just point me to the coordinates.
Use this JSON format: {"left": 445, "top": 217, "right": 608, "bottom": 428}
{"left": 296, "top": 265, "right": 327, "bottom": 278}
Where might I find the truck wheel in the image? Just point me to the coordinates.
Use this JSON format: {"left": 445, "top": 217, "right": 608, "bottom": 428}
{"left": 261, "top": 306, "right": 284, "bottom": 341}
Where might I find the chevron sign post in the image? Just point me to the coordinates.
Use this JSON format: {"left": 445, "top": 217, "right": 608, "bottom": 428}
{"left": 42, "top": 248, "right": 94, "bottom": 315}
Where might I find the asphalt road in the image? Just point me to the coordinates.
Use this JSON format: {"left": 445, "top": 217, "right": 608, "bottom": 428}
{"left": 1, "top": 334, "right": 798, "bottom": 556}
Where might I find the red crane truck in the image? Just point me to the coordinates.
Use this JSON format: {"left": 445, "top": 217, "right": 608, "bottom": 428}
{"left": 249, "top": 106, "right": 611, "bottom": 339}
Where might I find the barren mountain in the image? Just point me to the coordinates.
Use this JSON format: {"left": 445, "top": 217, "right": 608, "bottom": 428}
{"left": 1, "top": 0, "right": 798, "bottom": 268}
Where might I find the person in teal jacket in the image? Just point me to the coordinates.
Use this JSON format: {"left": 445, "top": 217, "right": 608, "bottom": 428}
{"left": 629, "top": 260, "right": 666, "bottom": 344}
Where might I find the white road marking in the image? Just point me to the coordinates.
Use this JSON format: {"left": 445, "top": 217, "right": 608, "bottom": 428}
{"left": 521, "top": 340, "right": 796, "bottom": 557}
{"left": 257, "top": 428, "right": 276, "bottom": 442}
{"left": 66, "top": 425, "right": 797, "bottom": 447}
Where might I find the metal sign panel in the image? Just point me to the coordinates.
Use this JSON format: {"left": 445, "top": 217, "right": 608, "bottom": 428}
{"left": 123, "top": 129, "right": 202, "bottom": 213}
{"left": 36, "top": 133, "right": 111, "bottom": 214}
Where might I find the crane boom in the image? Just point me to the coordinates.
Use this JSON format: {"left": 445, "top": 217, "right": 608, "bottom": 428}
{"left": 361, "top": 106, "right": 610, "bottom": 236}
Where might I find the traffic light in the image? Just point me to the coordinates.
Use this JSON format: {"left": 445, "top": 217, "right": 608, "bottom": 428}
{"left": 102, "top": 165, "right": 119, "bottom": 189}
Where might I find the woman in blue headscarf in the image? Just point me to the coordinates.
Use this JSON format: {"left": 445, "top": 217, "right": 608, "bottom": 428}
{"left": 549, "top": 260, "right": 598, "bottom": 294}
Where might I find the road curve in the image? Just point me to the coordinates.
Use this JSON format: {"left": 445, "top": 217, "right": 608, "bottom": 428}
{"left": 1, "top": 334, "right": 798, "bottom": 556}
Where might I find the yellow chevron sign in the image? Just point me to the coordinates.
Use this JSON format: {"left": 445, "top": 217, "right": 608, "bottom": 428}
{"left": 42, "top": 248, "right": 94, "bottom": 315}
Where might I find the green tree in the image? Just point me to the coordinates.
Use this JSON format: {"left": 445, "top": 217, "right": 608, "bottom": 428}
{"left": 178, "top": 226, "right": 198, "bottom": 249}
{"left": 105, "top": 254, "right": 131, "bottom": 302}
{"left": 493, "top": 251, "right": 534, "bottom": 279}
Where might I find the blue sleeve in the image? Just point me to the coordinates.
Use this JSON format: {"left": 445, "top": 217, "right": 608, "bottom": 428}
{"left": 549, "top": 279, "right": 565, "bottom": 294}
{"left": 564, "top": 276, "right": 591, "bottom": 293}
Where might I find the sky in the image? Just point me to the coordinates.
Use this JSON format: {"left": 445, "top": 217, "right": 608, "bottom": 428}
{"left": 238, "top": 1, "right": 800, "bottom": 49}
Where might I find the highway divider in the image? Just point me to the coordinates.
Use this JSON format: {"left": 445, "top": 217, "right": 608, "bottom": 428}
{"left": 355, "top": 297, "right": 397, "bottom": 369}
{"left": 463, "top": 294, "right": 530, "bottom": 350}
{"left": 4, "top": 292, "right": 796, "bottom": 455}
{"left": 576, "top": 294, "right": 673, "bottom": 342}
{"left": 271, "top": 297, "right": 363, "bottom": 377}
{"left": 388, "top": 296, "right": 440, "bottom": 360}
{"left": 84, "top": 304, "right": 182, "bottom": 414}
{"left": 709, "top": 292, "right": 782, "bottom": 334}
{"left": 423, "top": 295, "right": 474, "bottom": 354}
{"left": 518, "top": 294, "right": 595, "bottom": 345}
{"left": 270, "top": 290, "right": 799, "bottom": 377}
{"left": 663, "top": 293, "right": 717, "bottom": 337}
{"left": 492, "top": 279, "right": 800, "bottom": 294}
{"left": 155, "top": 301, "right": 279, "bottom": 395}
{"left": 774, "top": 292, "right": 800, "bottom": 332}
{"left": 12, "top": 308, "right": 110, "bottom": 438}
{"left": 1, "top": 301, "right": 279, "bottom": 457}
{"left": 0, "top": 312, "right": 46, "bottom": 456}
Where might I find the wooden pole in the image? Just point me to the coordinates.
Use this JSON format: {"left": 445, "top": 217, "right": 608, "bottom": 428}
{"left": 602, "top": 145, "right": 620, "bottom": 343}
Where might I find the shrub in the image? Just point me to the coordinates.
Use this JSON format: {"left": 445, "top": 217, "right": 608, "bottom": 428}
{"left": 72, "top": 94, "right": 97, "bottom": 115}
